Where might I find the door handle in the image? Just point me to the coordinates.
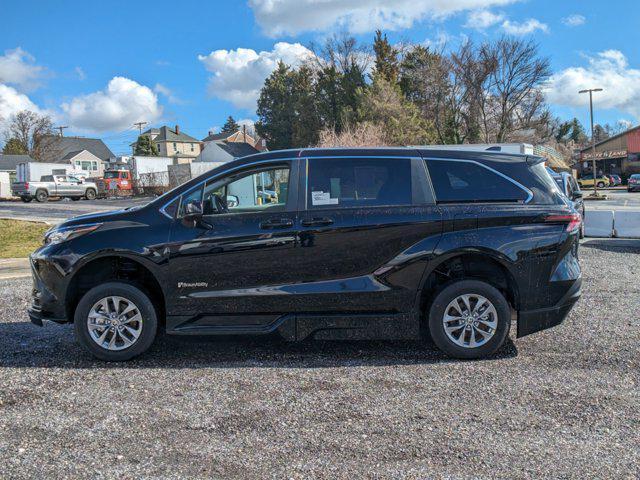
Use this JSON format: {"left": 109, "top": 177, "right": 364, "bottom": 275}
{"left": 260, "top": 217, "right": 294, "bottom": 229}
{"left": 301, "top": 217, "right": 334, "bottom": 227}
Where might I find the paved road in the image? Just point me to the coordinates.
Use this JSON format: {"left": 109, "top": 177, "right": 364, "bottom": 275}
{"left": 583, "top": 189, "right": 640, "bottom": 211}
{"left": 0, "top": 243, "right": 638, "bottom": 478}
{"left": 0, "top": 197, "right": 153, "bottom": 224}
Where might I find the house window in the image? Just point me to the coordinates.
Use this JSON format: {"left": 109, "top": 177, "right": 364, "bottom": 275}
{"left": 173, "top": 142, "right": 177, "bottom": 150}
{"left": 191, "top": 143, "right": 194, "bottom": 152}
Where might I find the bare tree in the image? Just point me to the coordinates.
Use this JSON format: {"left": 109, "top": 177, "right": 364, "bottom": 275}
{"left": 2, "top": 110, "right": 57, "bottom": 160}
{"left": 479, "top": 38, "right": 551, "bottom": 143}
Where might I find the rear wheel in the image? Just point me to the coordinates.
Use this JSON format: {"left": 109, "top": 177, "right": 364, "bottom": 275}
{"left": 84, "top": 188, "right": 97, "bottom": 200}
{"left": 20, "top": 196, "right": 33, "bottom": 203}
{"left": 428, "top": 280, "right": 511, "bottom": 359}
{"left": 71, "top": 197, "right": 81, "bottom": 201}
{"left": 597, "top": 182, "right": 605, "bottom": 188}
{"left": 74, "top": 282, "right": 158, "bottom": 361}
{"left": 35, "top": 189, "right": 48, "bottom": 202}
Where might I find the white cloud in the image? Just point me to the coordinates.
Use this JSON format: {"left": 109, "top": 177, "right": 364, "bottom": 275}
{"left": 465, "top": 10, "right": 504, "bottom": 30}
{"left": 249, "top": 0, "right": 516, "bottom": 36}
{"left": 502, "top": 18, "right": 548, "bottom": 35}
{"left": 0, "top": 83, "right": 42, "bottom": 126}
{"left": 545, "top": 50, "right": 640, "bottom": 119}
{"left": 61, "top": 76, "right": 162, "bottom": 132}
{"left": 562, "top": 14, "right": 585, "bottom": 27}
{"left": 0, "top": 47, "right": 45, "bottom": 91}
{"left": 154, "top": 83, "right": 184, "bottom": 105}
{"left": 198, "top": 42, "right": 314, "bottom": 110}
{"left": 75, "top": 66, "right": 86, "bottom": 81}
{"left": 237, "top": 118, "right": 257, "bottom": 136}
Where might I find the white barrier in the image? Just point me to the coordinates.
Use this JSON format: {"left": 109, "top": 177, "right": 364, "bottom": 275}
{"left": 584, "top": 210, "right": 614, "bottom": 237}
{"left": 614, "top": 211, "right": 640, "bottom": 238}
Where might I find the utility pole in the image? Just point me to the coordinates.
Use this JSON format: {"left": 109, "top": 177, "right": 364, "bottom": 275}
{"left": 133, "top": 122, "right": 148, "bottom": 135}
{"left": 55, "top": 126, "right": 68, "bottom": 137}
{"left": 579, "top": 88, "right": 603, "bottom": 198}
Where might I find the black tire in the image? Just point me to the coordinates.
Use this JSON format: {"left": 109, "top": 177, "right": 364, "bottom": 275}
{"left": 35, "top": 189, "right": 48, "bottom": 202}
{"left": 71, "top": 197, "right": 81, "bottom": 201}
{"left": 74, "top": 282, "right": 158, "bottom": 361}
{"left": 21, "top": 196, "right": 33, "bottom": 203}
{"left": 84, "top": 188, "right": 97, "bottom": 200}
{"left": 428, "top": 279, "right": 511, "bottom": 359}
{"left": 597, "top": 182, "right": 605, "bottom": 188}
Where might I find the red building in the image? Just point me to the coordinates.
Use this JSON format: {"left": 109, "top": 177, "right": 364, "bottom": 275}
{"left": 577, "top": 125, "right": 640, "bottom": 181}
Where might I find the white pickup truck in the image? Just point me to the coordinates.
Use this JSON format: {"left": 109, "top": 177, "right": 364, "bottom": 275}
{"left": 12, "top": 174, "right": 98, "bottom": 202}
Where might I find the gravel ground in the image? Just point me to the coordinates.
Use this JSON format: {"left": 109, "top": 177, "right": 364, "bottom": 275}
{"left": 0, "top": 244, "right": 638, "bottom": 479}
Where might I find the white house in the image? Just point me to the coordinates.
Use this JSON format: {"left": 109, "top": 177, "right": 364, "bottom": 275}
{"left": 62, "top": 149, "right": 105, "bottom": 178}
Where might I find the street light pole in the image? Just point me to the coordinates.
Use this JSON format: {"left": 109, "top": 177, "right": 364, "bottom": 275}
{"left": 579, "top": 88, "right": 603, "bottom": 198}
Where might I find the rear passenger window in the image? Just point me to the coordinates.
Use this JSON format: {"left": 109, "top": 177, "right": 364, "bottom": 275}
{"left": 426, "top": 160, "right": 529, "bottom": 203}
{"left": 307, "top": 158, "right": 412, "bottom": 208}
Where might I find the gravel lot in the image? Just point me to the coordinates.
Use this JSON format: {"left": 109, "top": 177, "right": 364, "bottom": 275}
{"left": 0, "top": 243, "right": 638, "bottom": 479}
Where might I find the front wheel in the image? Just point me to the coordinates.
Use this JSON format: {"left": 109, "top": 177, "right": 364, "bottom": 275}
{"left": 74, "top": 282, "right": 158, "bottom": 361}
{"left": 428, "top": 280, "right": 511, "bottom": 359}
{"left": 84, "top": 188, "right": 97, "bottom": 200}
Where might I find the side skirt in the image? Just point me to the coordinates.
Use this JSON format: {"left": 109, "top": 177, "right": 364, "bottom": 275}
{"left": 166, "top": 312, "right": 421, "bottom": 341}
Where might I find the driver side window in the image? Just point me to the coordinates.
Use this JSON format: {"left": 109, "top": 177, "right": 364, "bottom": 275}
{"left": 203, "top": 166, "right": 290, "bottom": 215}
{"left": 178, "top": 165, "right": 291, "bottom": 217}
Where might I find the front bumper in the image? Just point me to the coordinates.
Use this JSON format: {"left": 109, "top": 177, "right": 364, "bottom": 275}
{"left": 517, "top": 277, "right": 582, "bottom": 337}
{"left": 28, "top": 255, "right": 69, "bottom": 326}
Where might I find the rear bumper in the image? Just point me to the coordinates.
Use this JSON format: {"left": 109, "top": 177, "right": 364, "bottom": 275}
{"left": 517, "top": 277, "right": 581, "bottom": 338}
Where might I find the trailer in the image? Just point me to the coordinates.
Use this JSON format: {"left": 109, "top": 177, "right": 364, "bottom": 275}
{"left": 15, "top": 162, "right": 72, "bottom": 183}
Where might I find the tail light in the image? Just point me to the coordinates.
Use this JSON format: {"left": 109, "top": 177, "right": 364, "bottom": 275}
{"left": 545, "top": 213, "right": 582, "bottom": 233}
{"left": 24, "top": 182, "right": 29, "bottom": 189}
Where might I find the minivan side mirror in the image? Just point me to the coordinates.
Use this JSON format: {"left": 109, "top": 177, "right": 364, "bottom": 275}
{"left": 183, "top": 200, "right": 203, "bottom": 220}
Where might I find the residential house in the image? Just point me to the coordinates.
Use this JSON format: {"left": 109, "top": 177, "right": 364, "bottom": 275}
{"left": 202, "top": 128, "right": 267, "bottom": 151}
{"left": 41, "top": 135, "right": 114, "bottom": 163}
{"left": 61, "top": 149, "right": 105, "bottom": 177}
{"left": 133, "top": 125, "right": 202, "bottom": 163}
{"left": 196, "top": 140, "right": 259, "bottom": 163}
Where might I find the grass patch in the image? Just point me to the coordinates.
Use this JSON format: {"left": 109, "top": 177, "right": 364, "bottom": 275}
{"left": 0, "top": 219, "right": 49, "bottom": 258}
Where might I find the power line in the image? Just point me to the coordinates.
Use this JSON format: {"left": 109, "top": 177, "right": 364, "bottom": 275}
{"left": 55, "top": 126, "right": 69, "bottom": 137}
{"left": 133, "top": 122, "right": 148, "bottom": 135}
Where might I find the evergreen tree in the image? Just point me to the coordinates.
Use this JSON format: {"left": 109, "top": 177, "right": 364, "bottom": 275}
{"left": 2, "top": 137, "right": 28, "bottom": 155}
{"left": 357, "top": 74, "right": 435, "bottom": 146}
{"left": 220, "top": 116, "right": 240, "bottom": 134}
{"left": 291, "top": 65, "right": 321, "bottom": 147}
{"left": 256, "top": 62, "right": 296, "bottom": 150}
{"left": 569, "top": 118, "right": 587, "bottom": 144}
{"left": 134, "top": 135, "right": 159, "bottom": 156}
{"left": 373, "top": 30, "right": 399, "bottom": 83}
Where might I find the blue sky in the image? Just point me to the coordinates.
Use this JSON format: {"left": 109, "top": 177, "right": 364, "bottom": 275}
{"left": 1, "top": 0, "right": 639, "bottom": 155}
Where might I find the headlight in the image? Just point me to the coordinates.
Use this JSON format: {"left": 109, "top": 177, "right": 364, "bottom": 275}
{"left": 44, "top": 224, "right": 101, "bottom": 245}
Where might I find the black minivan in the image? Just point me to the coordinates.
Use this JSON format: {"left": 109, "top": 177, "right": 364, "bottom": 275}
{"left": 28, "top": 148, "right": 582, "bottom": 361}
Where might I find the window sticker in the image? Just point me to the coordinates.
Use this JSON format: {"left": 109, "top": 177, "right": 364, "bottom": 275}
{"left": 311, "top": 191, "right": 339, "bottom": 205}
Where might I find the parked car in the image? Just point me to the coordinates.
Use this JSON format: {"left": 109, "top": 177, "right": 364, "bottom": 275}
{"left": 577, "top": 174, "right": 610, "bottom": 188}
{"left": 607, "top": 174, "right": 621, "bottom": 186}
{"left": 12, "top": 174, "right": 98, "bottom": 202}
{"left": 628, "top": 174, "right": 640, "bottom": 192}
{"left": 549, "top": 170, "right": 585, "bottom": 238}
{"left": 28, "top": 148, "right": 581, "bottom": 361}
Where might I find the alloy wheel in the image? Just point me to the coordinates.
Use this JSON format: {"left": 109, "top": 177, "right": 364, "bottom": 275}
{"left": 87, "top": 296, "right": 143, "bottom": 351}
{"left": 442, "top": 294, "right": 498, "bottom": 348}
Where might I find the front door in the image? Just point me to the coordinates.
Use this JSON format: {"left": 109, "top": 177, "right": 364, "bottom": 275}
{"left": 165, "top": 160, "right": 300, "bottom": 329}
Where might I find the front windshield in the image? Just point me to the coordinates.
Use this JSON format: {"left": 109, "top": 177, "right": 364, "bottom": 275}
{"left": 104, "top": 172, "right": 120, "bottom": 179}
